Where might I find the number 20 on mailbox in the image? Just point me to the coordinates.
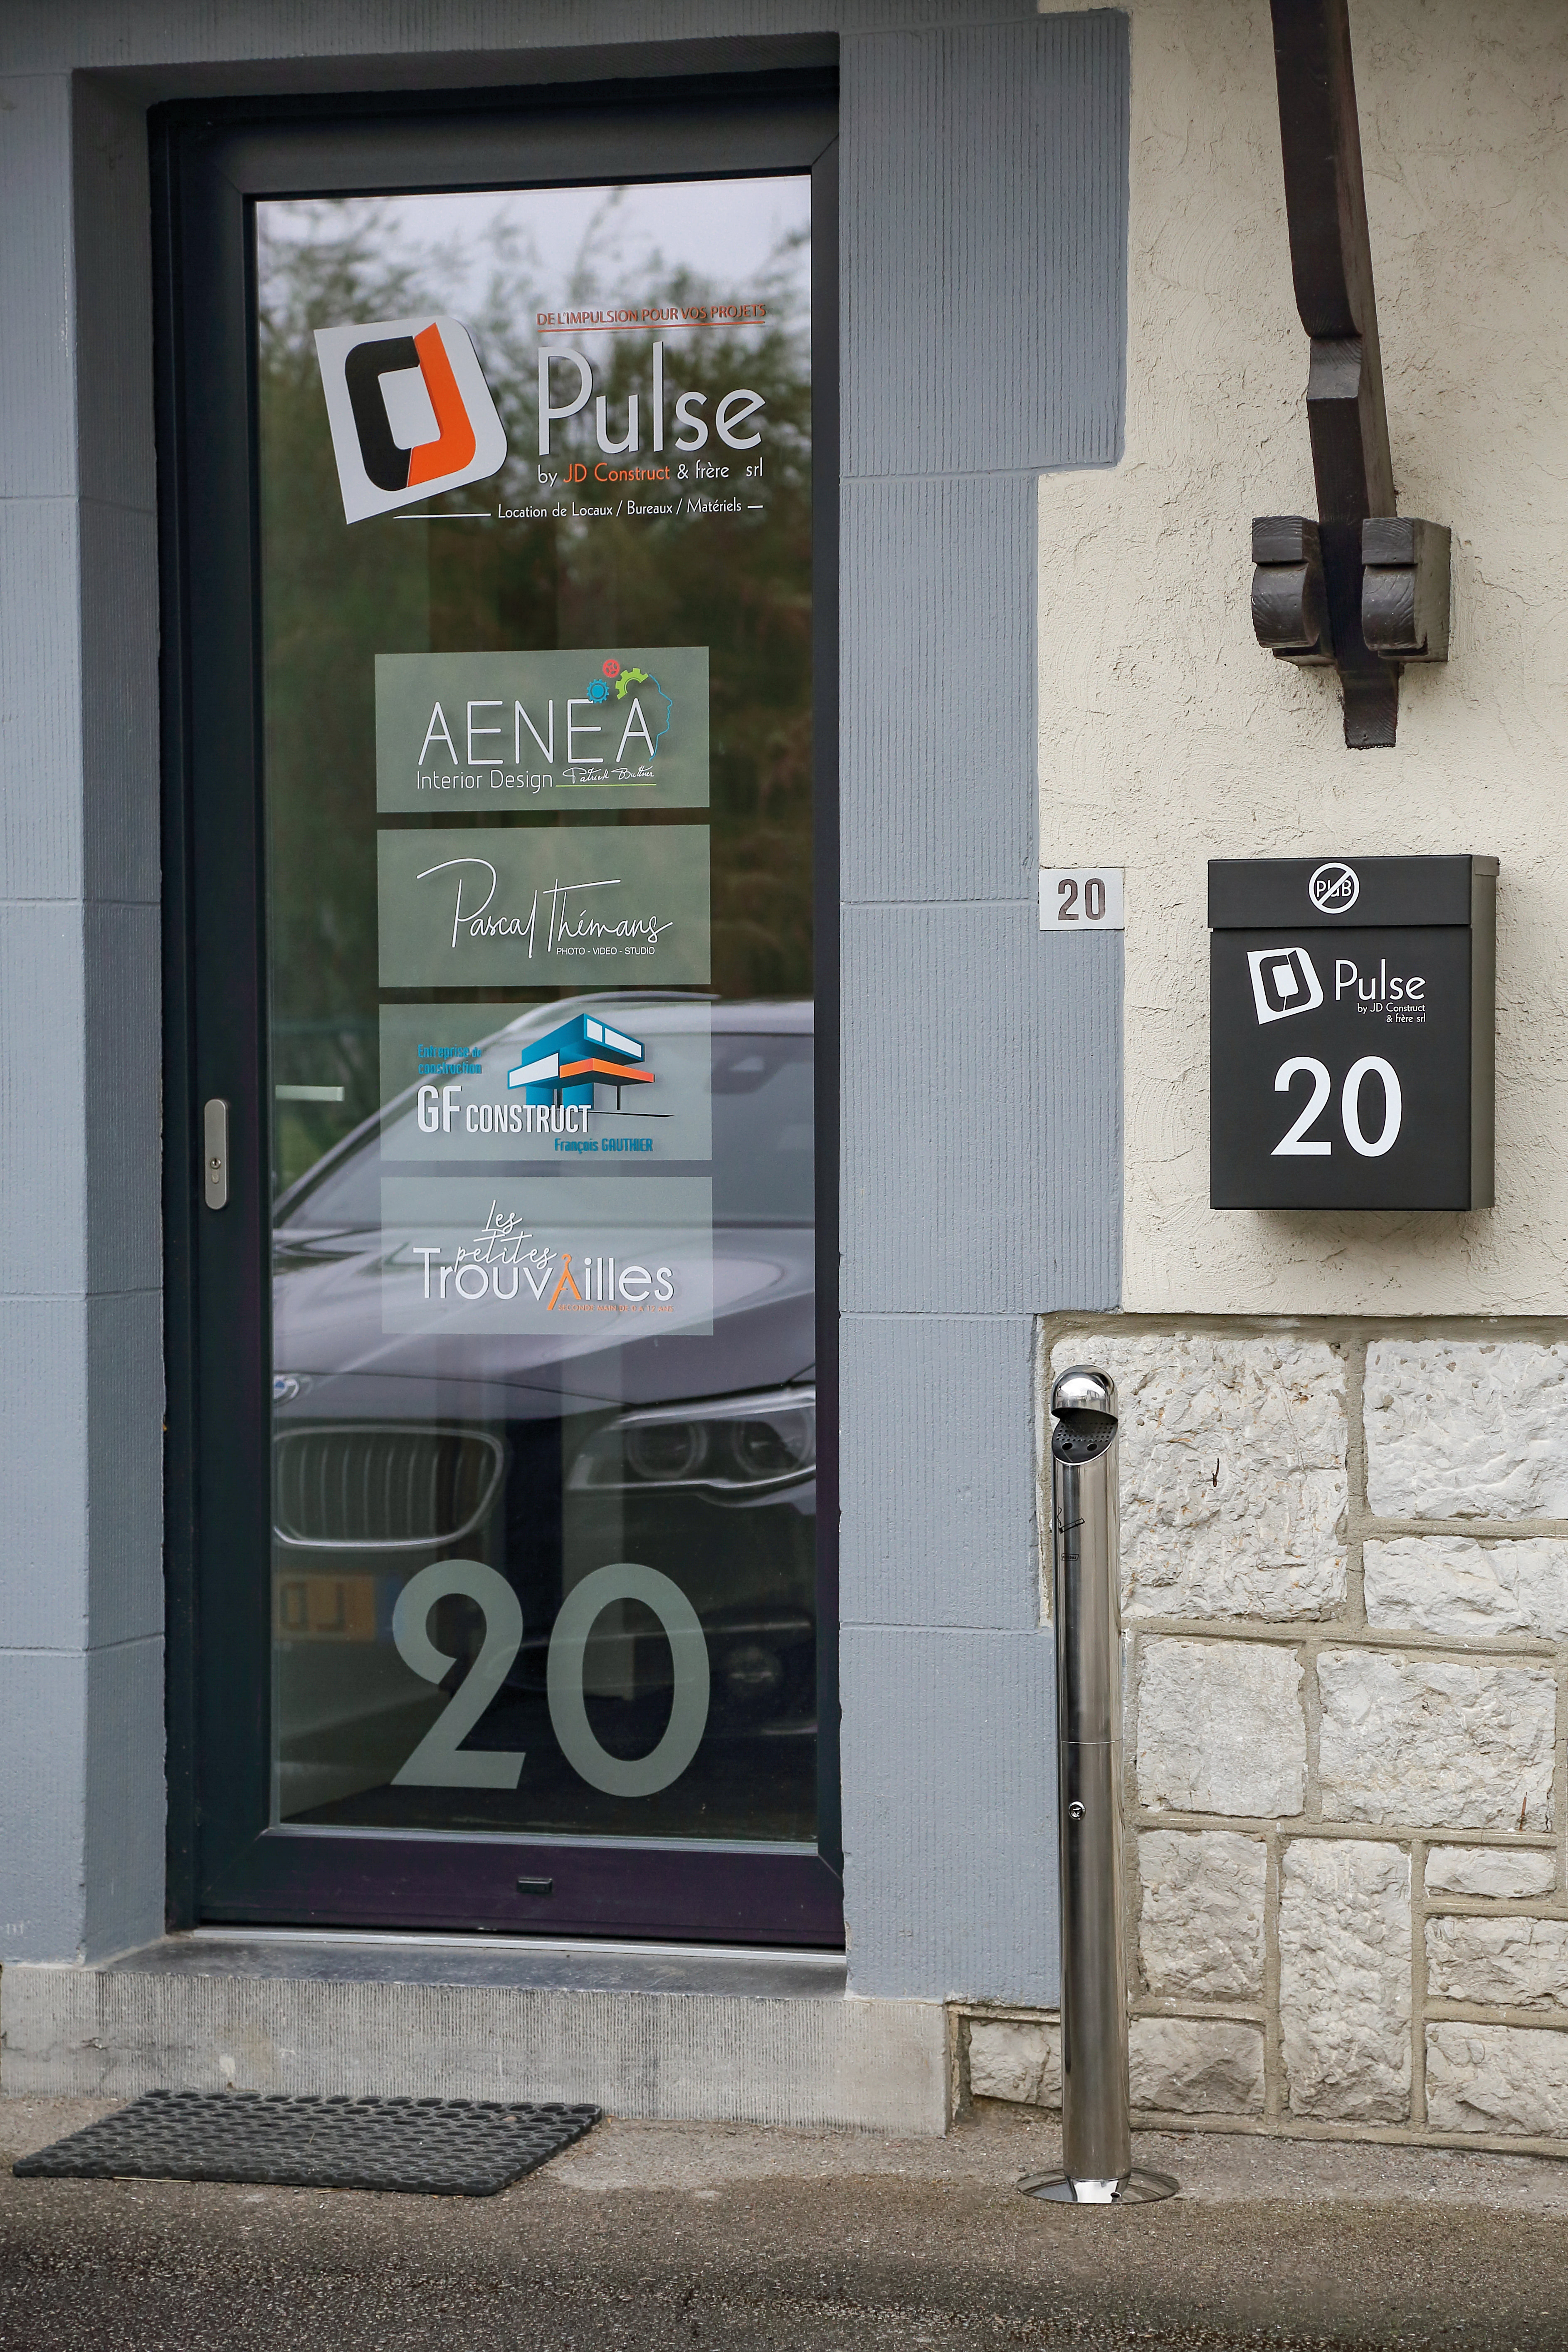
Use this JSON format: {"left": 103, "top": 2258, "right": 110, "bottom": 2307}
{"left": 1208, "top": 856, "right": 1496, "bottom": 1211}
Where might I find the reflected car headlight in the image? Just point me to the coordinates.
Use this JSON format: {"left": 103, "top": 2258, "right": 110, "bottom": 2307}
{"left": 625, "top": 1417, "right": 710, "bottom": 1483}
{"left": 570, "top": 1387, "right": 816, "bottom": 1496}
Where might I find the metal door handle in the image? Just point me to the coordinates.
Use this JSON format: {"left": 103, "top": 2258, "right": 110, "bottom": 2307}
{"left": 203, "top": 1098, "right": 230, "bottom": 1210}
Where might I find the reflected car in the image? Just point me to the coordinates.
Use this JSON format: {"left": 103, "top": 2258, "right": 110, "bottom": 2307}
{"left": 268, "top": 995, "right": 818, "bottom": 1840}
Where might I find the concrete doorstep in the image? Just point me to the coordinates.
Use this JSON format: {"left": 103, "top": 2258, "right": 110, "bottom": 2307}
{"left": 0, "top": 1940, "right": 948, "bottom": 2135}
{"left": 5, "top": 2095, "right": 1568, "bottom": 2351}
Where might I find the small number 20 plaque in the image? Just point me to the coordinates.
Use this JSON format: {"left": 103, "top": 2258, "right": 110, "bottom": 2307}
{"left": 1039, "top": 867, "right": 1125, "bottom": 930}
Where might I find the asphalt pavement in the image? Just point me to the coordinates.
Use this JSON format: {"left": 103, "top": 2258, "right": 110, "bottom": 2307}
{"left": 5, "top": 2094, "right": 1568, "bottom": 2350}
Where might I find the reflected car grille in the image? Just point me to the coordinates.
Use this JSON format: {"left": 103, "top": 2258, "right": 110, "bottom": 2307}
{"left": 273, "top": 1425, "right": 508, "bottom": 1551}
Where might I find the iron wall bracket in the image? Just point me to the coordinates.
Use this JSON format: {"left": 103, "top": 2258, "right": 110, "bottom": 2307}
{"left": 1250, "top": 0, "right": 1450, "bottom": 748}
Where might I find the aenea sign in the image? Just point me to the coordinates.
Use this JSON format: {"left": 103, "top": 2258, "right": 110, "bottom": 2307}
{"left": 1209, "top": 856, "right": 1497, "bottom": 1211}
{"left": 314, "top": 315, "right": 507, "bottom": 521}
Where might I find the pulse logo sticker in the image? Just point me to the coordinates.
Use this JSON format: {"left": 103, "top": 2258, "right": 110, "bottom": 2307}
{"left": 314, "top": 316, "right": 508, "bottom": 523}
{"left": 1248, "top": 947, "right": 1325, "bottom": 1025}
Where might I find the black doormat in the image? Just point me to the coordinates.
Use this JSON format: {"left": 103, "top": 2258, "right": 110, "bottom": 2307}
{"left": 13, "top": 2089, "right": 601, "bottom": 2197}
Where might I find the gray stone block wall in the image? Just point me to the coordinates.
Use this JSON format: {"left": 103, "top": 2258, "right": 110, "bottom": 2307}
{"left": 963, "top": 1322, "right": 1568, "bottom": 2152}
{"left": 0, "top": 69, "right": 165, "bottom": 1965}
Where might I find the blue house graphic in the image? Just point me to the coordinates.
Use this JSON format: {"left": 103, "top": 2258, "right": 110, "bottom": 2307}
{"left": 506, "top": 1012, "right": 654, "bottom": 1110}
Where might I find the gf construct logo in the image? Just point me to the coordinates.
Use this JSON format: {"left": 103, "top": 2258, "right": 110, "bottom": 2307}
{"left": 314, "top": 316, "right": 508, "bottom": 523}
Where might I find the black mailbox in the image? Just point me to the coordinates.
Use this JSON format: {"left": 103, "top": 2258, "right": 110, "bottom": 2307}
{"left": 1210, "top": 856, "right": 1496, "bottom": 1210}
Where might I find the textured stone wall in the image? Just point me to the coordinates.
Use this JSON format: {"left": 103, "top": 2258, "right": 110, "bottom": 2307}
{"left": 964, "top": 1322, "right": 1568, "bottom": 2151}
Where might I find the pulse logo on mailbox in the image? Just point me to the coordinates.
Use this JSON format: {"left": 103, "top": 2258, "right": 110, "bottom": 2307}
{"left": 1210, "top": 856, "right": 1497, "bottom": 1212}
{"left": 1248, "top": 947, "right": 1324, "bottom": 1025}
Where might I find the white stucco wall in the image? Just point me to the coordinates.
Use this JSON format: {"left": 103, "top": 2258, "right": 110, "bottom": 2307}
{"left": 1037, "top": 0, "right": 1568, "bottom": 1314}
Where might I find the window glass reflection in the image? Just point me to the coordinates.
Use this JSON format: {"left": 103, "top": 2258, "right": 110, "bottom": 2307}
{"left": 258, "top": 178, "right": 816, "bottom": 1846}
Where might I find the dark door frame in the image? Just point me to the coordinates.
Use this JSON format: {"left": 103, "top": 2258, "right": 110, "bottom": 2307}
{"left": 153, "top": 70, "right": 842, "bottom": 1946}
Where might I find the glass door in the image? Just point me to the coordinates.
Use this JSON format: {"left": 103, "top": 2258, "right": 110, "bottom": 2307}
{"left": 161, "top": 88, "right": 840, "bottom": 1944}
